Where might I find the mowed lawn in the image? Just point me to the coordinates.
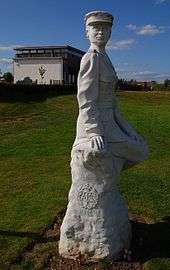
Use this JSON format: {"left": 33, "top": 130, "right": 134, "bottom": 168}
{"left": 0, "top": 91, "right": 169, "bottom": 269}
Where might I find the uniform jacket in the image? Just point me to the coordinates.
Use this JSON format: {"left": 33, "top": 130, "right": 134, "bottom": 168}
{"left": 73, "top": 49, "right": 149, "bottom": 163}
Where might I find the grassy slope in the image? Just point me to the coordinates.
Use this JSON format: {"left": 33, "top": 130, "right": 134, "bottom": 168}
{"left": 118, "top": 92, "right": 170, "bottom": 220}
{"left": 0, "top": 92, "right": 169, "bottom": 269}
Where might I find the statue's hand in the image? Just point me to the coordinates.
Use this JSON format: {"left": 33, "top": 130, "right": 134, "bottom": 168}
{"left": 83, "top": 136, "right": 107, "bottom": 167}
{"left": 91, "top": 135, "right": 106, "bottom": 153}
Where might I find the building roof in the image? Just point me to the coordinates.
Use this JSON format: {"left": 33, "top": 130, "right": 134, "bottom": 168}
{"left": 14, "top": 45, "right": 85, "bottom": 55}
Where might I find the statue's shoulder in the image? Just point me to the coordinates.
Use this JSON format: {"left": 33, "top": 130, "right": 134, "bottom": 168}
{"left": 80, "top": 49, "right": 99, "bottom": 68}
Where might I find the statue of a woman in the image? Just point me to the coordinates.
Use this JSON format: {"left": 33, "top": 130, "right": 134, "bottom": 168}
{"left": 59, "top": 11, "right": 149, "bottom": 262}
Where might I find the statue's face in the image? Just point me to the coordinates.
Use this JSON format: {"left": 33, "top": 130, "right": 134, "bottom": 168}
{"left": 86, "top": 22, "right": 111, "bottom": 46}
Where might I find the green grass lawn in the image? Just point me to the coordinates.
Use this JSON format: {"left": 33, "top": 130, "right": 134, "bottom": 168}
{"left": 0, "top": 91, "right": 169, "bottom": 269}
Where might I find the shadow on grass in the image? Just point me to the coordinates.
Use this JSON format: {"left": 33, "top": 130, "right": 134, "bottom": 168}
{"left": 0, "top": 230, "right": 59, "bottom": 243}
{"left": 131, "top": 216, "right": 170, "bottom": 262}
{"left": 0, "top": 213, "right": 169, "bottom": 268}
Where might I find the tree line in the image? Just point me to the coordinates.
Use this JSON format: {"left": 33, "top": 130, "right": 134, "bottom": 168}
{"left": 0, "top": 70, "right": 170, "bottom": 91}
{"left": 117, "top": 79, "right": 170, "bottom": 91}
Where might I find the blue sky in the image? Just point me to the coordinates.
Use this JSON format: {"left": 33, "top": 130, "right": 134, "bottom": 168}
{"left": 0, "top": 0, "right": 170, "bottom": 81}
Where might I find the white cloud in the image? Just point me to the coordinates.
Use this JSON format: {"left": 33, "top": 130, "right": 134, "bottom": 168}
{"left": 126, "top": 24, "right": 137, "bottom": 31}
{"left": 138, "top": 25, "right": 165, "bottom": 35}
{"left": 0, "top": 58, "right": 13, "bottom": 74}
{"left": 122, "top": 62, "right": 130, "bottom": 66}
{"left": 127, "top": 24, "right": 166, "bottom": 36}
{"left": 156, "top": 0, "right": 169, "bottom": 4}
{"left": 115, "top": 67, "right": 126, "bottom": 72}
{"left": 114, "top": 61, "right": 170, "bottom": 82}
{"left": 0, "top": 44, "right": 21, "bottom": 52}
{"left": 132, "top": 71, "right": 157, "bottom": 76}
{"left": 115, "top": 68, "right": 170, "bottom": 82}
{"left": 135, "top": 71, "right": 170, "bottom": 81}
{"left": 0, "top": 58, "right": 13, "bottom": 64}
{"left": 107, "top": 39, "right": 135, "bottom": 50}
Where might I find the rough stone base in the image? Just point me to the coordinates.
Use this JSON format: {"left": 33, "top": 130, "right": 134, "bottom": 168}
{"left": 59, "top": 147, "right": 131, "bottom": 262}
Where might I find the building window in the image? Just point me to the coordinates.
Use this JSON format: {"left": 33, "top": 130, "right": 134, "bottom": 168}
{"left": 72, "top": 74, "right": 75, "bottom": 83}
{"left": 69, "top": 74, "right": 72, "bottom": 84}
{"left": 45, "top": 50, "right": 52, "bottom": 53}
{"left": 64, "top": 72, "right": 67, "bottom": 82}
{"left": 53, "top": 80, "right": 61, "bottom": 85}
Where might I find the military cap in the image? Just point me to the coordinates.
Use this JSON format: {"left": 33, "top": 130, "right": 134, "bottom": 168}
{"left": 85, "top": 11, "right": 113, "bottom": 26}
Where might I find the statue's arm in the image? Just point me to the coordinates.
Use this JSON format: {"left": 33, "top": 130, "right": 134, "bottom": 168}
{"left": 77, "top": 52, "right": 104, "bottom": 150}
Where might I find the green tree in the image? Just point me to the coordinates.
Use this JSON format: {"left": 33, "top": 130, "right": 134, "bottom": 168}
{"left": 3, "top": 72, "right": 14, "bottom": 83}
{"left": 164, "top": 79, "right": 170, "bottom": 88}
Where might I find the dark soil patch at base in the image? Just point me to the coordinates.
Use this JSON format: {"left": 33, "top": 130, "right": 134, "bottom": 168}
{"left": 51, "top": 260, "right": 142, "bottom": 270}
{"left": 10, "top": 209, "right": 170, "bottom": 270}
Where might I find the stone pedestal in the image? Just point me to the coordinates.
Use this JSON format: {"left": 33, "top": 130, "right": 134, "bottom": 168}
{"left": 59, "top": 147, "right": 131, "bottom": 262}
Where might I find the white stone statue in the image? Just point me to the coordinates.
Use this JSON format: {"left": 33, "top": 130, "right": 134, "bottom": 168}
{"left": 59, "top": 11, "right": 149, "bottom": 262}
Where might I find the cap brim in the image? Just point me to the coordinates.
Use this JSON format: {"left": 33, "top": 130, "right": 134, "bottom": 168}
{"left": 87, "top": 19, "right": 112, "bottom": 25}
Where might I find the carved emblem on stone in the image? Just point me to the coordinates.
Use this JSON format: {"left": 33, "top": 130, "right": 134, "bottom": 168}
{"left": 78, "top": 183, "right": 99, "bottom": 209}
